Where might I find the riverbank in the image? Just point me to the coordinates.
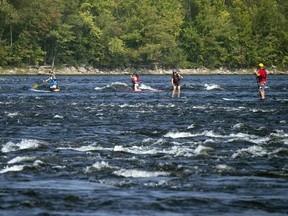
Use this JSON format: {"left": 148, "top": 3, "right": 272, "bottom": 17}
{"left": 0, "top": 66, "right": 287, "bottom": 75}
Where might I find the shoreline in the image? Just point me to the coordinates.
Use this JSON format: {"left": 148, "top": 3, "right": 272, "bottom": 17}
{"left": 0, "top": 66, "right": 287, "bottom": 75}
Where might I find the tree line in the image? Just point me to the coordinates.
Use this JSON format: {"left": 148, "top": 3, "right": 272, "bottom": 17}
{"left": 0, "top": 0, "right": 287, "bottom": 71}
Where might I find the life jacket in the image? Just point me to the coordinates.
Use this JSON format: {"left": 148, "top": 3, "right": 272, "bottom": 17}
{"left": 49, "top": 80, "right": 57, "bottom": 86}
{"left": 173, "top": 74, "right": 181, "bottom": 84}
{"left": 132, "top": 76, "right": 140, "bottom": 84}
{"left": 258, "top": 68, "right": 267, "bottom": 83}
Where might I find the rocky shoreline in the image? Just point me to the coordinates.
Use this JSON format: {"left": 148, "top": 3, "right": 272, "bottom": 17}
{"left": 0, "top": 66, "right": 287, "bottom": 75}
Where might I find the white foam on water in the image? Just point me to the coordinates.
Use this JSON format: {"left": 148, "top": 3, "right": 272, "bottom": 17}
{"left": 139, "top": 83, "right": 156, "bottom": 90}
{"left": 204, "top": 83, "right": 224, "bottom": 90}
{"left": 57, "top": 144, "right": 112, "bottom": 152}
{"left": 7, "top": 156, "right": 36, "bottom": 164}
{"left": 119, "top": 103, "right": 131, "bottom": 108}
{"left": 201, "top": 130, "right": 224, "bottom": 138}
{"left": 113, "top": 145, "right": 158, "bottom": 155}
{"left": 113, "top": 169, "right": 169, "bottom": 178}
{"left": 95, "top": 82, "right": 130, "bottom": 90}
{"left": 224, "top": 107, "right": 246, "bottom": 112}
{"left": 164, "top": 130, "right": 224, "bottom": 139}
{"left": 232, "top": 123, "right": 246, "bottom": 130}
{"left": 92, "top": 161, "right": 111, "bottom": 170}
{"left": 153, "top": 138, "right": 166, "bottom": 145}
{"left": 270, "top": 129, "right": 288, "bottom": 138}
{"left": 53, "top": 114, "right": 63, "bottom": 119}
{"left": 113, "top": 143, "right": 200, "bottom": 157}
{"left": 157, "top": 103, "right": 175, "bottom": 108}
{"left": 95, "top": 86, "right": 107, "bottom": 90}
{"left": 187, "top": 124, "right": 195, "bottom": 129}
{"left": 165, "top": 130, "right": 271, "bottom": 146}
{"left": 231, "top": 145, "right": 267, "bottom": 158}
{"left": 215, "top": 164, "right": 234, "bottom": 172}
{"left": 284, "top": 139, "right": 288, "bottom": 145}
{"left": 85, "top": 161, "right": 119, "bottom": 173}
{"left": 228, "top": 133, "right": 270, "bottom": 145}
{"left": 0, "top": 165, "right": 25, "bottom": 173}
{"left": 1, "top": 139, "right": 43, "bottom": 153}
{"left": 192, "top": 105, "right": 207, "bottom": 110}
{"left": 204, "top": 139, "right": 217, "bottom": 144}
{"left": 164, "top": 131, "right": 194, "bottom": 139}
{"left": 7, "top": 112, "right": 20, "bottom": 118}
{"left": 194, "top": 145, "right": 213, "bottom": 155}
{"left": 142, "top": 138, "right": 154, "bottom": 143}
{"left": 33, "top": 160, "right": 45, "bottom": 166}
{"left": 250, "top": 108, "right": 276, "bottom": 113}
{"left": 164, "top": 145, "right": 194, "bottom": 157}
{"left": 142, "top": 138, "right": 166, "bottom": 145}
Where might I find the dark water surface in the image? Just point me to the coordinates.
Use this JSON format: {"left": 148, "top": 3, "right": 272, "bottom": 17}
{"left": 0, "top": 75, "right": 287, "bottom": 216}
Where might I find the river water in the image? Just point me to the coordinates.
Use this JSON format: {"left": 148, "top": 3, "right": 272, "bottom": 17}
{"left": 0, "top": 74, "right": 287, "bottom": 216}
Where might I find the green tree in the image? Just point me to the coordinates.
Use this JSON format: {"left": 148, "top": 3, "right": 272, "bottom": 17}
{"left": 0, "top": 0, "right": 18, "bottom": 65}
{"left": 181, "top": 0, "right": 236, "bottom": 69}
{"left": 117, "top": 0, "right": 184, "bottom": 68}
{"left": 1, "top": 0, "right": 288, "bottom": 70}
{"left": 250, "top": 0, "right": 287, "bottom": 68}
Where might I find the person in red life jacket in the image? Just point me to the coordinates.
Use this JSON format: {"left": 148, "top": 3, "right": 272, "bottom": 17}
{"left": 130, "top": 73, "right": 141, "bottom": 91}
{"left": 171, "top": 69, "right": 183, "bottom": 98}
{"left": 255, "top": 63, "right": 267, "bottom": 100}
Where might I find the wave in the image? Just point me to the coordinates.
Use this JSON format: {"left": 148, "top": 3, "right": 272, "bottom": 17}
{"left": 1, "top": 139, "right": 45, "bottom": 153}
{"left": 57, "top": 144, "right": 112, "bottom": 152}
{"left": 95, "top": 82, "right": 130, "bottom": 91}
{"left": 114, "top": 145, "right": 157, "bottom": 155}
{"left": 7, "top": 156, "right": 36, "bottom": 164}
{"left": 204, "top": 83, "right": 224, "bottom": 90}
{"left": 231, "top": 145, "right": 268, "bottom": 158}
{"left": 85, "top": 161, "right": 120, "bottom": 173}
{"left": 113, "top": 169, "right": 169, "bottom": 178}
{"left": 164, "top": 129, "right": 277, "bottom": 146}
{"left": 164, "top": 130, "right": 224, "bottom": 139}
{"left": 94, "top": 82, "right": 163, "bottom": 92}
{"left": 6, "top": 112, "right": 20, "bottom": 118}
{"left": 0, "top": 165, "right": 25, "bottom": 174}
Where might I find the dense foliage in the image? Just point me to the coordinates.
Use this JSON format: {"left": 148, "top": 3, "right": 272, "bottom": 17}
{"left": 0, "top": 0, "right": 287, "bottom": 70}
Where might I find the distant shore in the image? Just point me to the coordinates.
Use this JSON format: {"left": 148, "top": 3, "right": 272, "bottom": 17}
{"left": 0, "top": 66, "right": 287, "bottom": 75}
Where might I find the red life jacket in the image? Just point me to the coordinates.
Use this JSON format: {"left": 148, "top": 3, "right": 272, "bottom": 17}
{"left": 173, "top": 75, "right": 181, "bottom": 84}
{"left": 258, "top": 68, "right": 267, "bottom": 83}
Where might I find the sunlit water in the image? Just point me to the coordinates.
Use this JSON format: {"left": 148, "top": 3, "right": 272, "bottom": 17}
{"left": 0, "top": 75, "right": 287, "bottom": 216}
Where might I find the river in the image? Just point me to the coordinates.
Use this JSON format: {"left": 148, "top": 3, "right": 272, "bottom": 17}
{"left": 0, "top": 74, "right": 287, "bottom": 215}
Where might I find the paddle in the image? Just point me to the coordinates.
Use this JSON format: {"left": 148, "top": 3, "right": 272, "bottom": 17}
{"left": 32, "top": 81, "right": 43, "bottom": 89}
{"left": 165, "top": 87, "right": 173, "bottom": 97}
{"left": 254, "top": 71, "right": 261, "bottom": 98}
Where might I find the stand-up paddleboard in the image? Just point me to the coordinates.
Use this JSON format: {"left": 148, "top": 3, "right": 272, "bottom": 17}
{"left": 222, "top": 98, "right": 240, "bottom": 101}
{"left": 29, "top": 88, "right": 60, "bottom": 93}
{"left": 113, "top": 89, "right": 165, "bottom": 93}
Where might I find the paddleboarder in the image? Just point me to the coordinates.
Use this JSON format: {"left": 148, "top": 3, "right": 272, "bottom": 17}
{"left": 255, "top": 63, "right": 267, "bottom": 100}
{"left": 43, "top": 70, "right": 59, "bottom": 92}
{"left": 171, "top": 69, "right": 183, "bottom": 98}
{"left": 130, "top": 73, "right": 141, "bottom": 92}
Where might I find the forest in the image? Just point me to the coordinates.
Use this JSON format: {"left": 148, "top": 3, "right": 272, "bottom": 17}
{"left": 0, "top": 0, "right": 287, "bottom": 71}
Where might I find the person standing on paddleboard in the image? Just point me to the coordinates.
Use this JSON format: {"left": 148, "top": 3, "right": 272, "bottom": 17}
{"left": 171, "top": 69, "right": 183, "bottom": 98}
{"left": 130, "top": 73, "right": 141, "bottom": 92}
{"left": 255, "top": 63, "right": 267, "bottom": 100}
{"left": 43, "top": 70, "right": 59, "bottom": 92}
